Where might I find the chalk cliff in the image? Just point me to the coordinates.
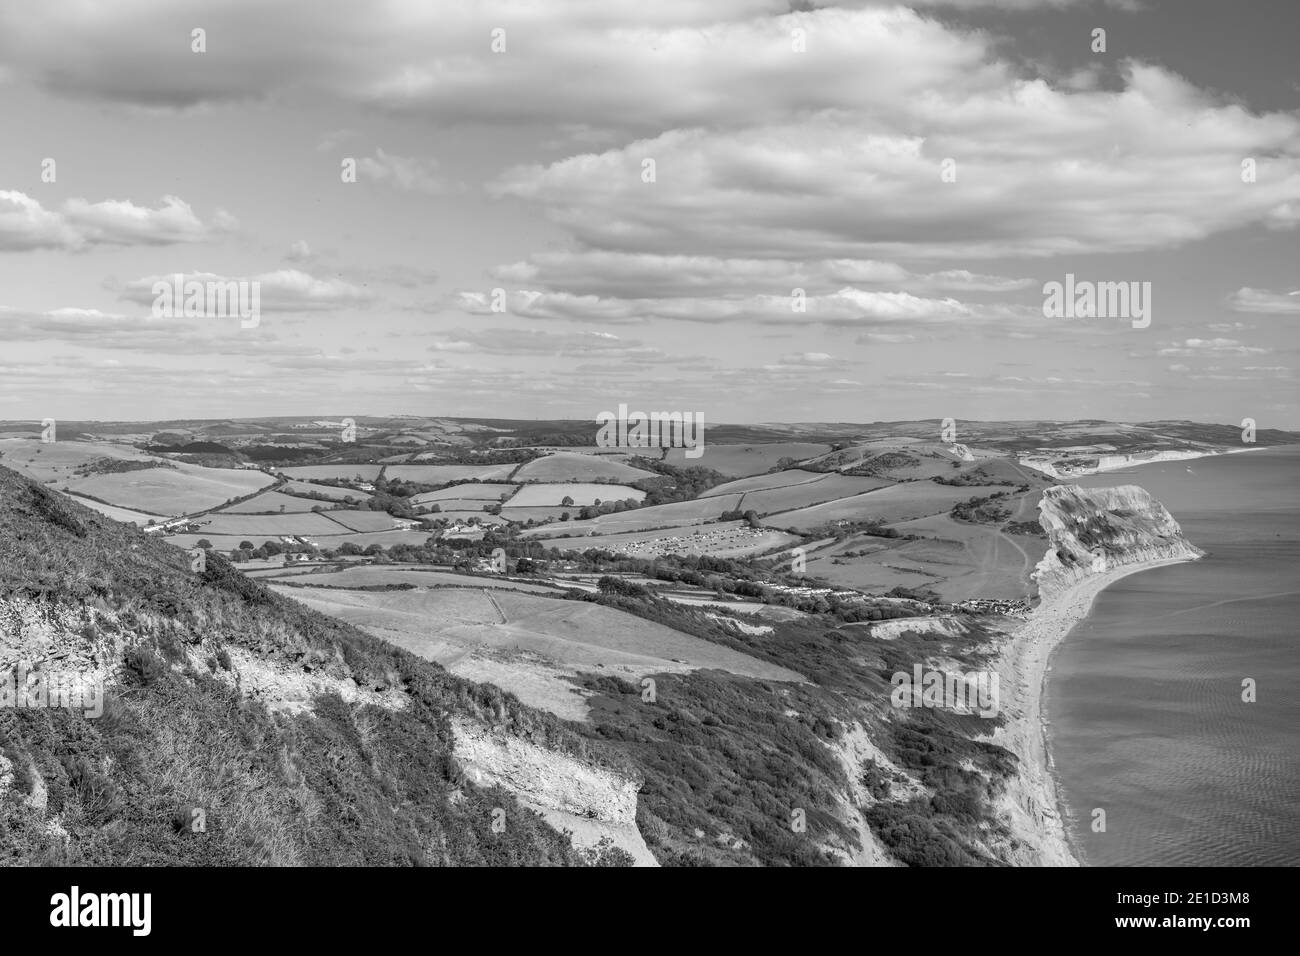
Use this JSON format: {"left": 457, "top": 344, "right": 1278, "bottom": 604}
{"left": 1031, "top": 484, "right": 1204, "bottom": 601}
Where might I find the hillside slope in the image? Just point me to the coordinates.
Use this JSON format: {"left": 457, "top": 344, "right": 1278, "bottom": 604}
{"left": 0, "top": 464, "right": 635, "bottom": 866}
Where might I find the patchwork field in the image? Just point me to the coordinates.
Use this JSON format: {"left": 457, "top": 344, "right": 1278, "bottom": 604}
{"left": 664, "top": 442, "right": 831, "bottom": 476}
{"left": 188, "top": 511, "right": 346, "bottom": 537}
{"left": 384, "top": 463, "right": 519, "bottom": 483}
{"left": 279, "top": 464, "right": 385, "bottom": 481}
{"left": 319, "top": 510, "right": 402, "bottom": 532}
{"left": 220, "top": 490, "right": 331, "bottom": 513}
{"left": 281, "top": 479, "right": 373, "bottom": 502}
{"left": 428, "top": 511, "right": 508, "bottom": 526}
{"left": 505, "top": 483, "right": 646, "bottom": 507}
{"left": 410, "top": 482, "right": 517, "bottom": 505}
{"left": 700, "top": 469, "right": 827, "bottom": 497}
{"left": 762, "top": 482, "right": 1021, "bottom": 532}
{"left": 518, "top": 493, "right": 745, "bottom": 537}
{"left": 511, "top": 453, "right": 656, "bottom": 483}
{"left": 167, "top": 529, "right": 434, "bottom": 550}
{"left": 65, "top": 464, "right": 274, "bottom": 515}
{"left": 536, "top": 521, "right": 802, "bottom": 559}
{"left": 737, "top": 473, "right": 892, "bottom": 515}
{"left": 417, "top": 498, "right": 495, "bottom": 512}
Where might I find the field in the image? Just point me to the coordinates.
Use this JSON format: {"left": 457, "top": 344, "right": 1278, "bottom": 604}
{"left": 383, "top": 463, "right": 518, "bottom": 483}
{"left": 0, "top": 437, "right": 162, "bottom": 482}
{"left": 62, "top": 495, "right": 165, "bottom": 525}
{"left": 736, "top": 473, "right": 892, "bottom": 515}
{"left": 511, "top": 453, "right": 656, "bottom": 483}
{"left": 65, "top": 463, "right": 273, "bottom": 515}
{"left": 498, "top": 507, "right": 584, "bottom": 523}
{"left": 410, "top": 482, "right": 517, "bottom": 504}
{"left": 518, "top": 493, "right": 745, "bottom": 537}
{"left": 256, "top": 564, "right": 565, "bottom": 593}
{"left": 429, "top": 511, "right": 508, "bottom": 526}
{"left": 700, "top": 469, "right": 827, "bottom": 497}
{"left": 279, "top": 464, "right": 385, "bottom": 481}
{"left": 220, "top": 490, "right": 331, "bottom": 513}
{"left": 0, "top": 438, "right": 275, "bottom": 514}
{"left": 269, "top": 583, "right": 803, "bottom": 720}
{"left": 281, "top": 479, "right": 373, "bottom": 502}
{"left": 761, "top": 482, "right": 1021, "bottom": 532}
{"left": 505, "top": 483, "right": 646, "bottom": 507}
{"left": 319, "top": 510, "right": 402, "bottom": 532}
{"left": 417, "top": 498, "right": 495, "bottom": 512}
{"left": 663, "top": 442, "right": 831, "bottom": 476}
{"left": 536, "top": 521, "right": 802, "bottom": 559}
{"left": 167, "top": 529, "right": 435, "bottom": 550}
{"left": 187, "top": 511, "right": 347, "bottom": 537}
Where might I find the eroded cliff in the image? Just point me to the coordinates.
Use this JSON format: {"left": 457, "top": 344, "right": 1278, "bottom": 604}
{"left": 1031, "top": 484, "right": 1204, "bottom": 601}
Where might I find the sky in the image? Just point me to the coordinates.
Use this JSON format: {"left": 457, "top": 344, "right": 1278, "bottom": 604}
{"left": 0, "top": 0, "right": 1296, "bottom": 427}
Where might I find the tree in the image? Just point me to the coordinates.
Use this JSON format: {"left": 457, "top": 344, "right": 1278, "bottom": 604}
{"left": 561, "top": 495, "right": 575, "bottom": 507}
{"left": 196, "top": 539, "right": 213, "bottom": 549}
{"left": 239, "top": 541, "right": 254, "bottom": 551}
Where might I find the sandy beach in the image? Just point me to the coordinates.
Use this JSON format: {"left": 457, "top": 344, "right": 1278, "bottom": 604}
{"left": 990, "top": 555, "right": 1201, "bottom": 866}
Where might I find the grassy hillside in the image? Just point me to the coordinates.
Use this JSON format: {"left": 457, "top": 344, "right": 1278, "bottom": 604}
{"left": 0, "top": 464, "right": 626, "bottom": 866}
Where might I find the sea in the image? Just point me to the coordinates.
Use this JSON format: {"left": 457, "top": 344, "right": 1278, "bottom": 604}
{"left": 1046, "top": 444, "right": 1300, "bottom": 866}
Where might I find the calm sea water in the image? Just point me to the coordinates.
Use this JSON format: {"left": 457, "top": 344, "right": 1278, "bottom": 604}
{"left": 1047, "top": 444, "right": 1300, "bottom": 866}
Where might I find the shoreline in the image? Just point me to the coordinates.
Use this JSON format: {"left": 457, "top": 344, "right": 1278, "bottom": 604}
{"left": 991, "top": 554, "right": 1200, "bottom": 866}
{"left": 1019, "top": 444, "right": 1266, "bottom": 480}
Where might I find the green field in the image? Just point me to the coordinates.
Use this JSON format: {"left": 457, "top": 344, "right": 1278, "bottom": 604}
{"left": 512, "top": 453, "right": 657, "bottom": 483}
{"left": 663, "top": 442, "right": 831, "bottom": 476}
{"left": 506, "top": 482, "right": 646, "bottom": 507}
{"left": 518, "top": 493, "right": 745, "bottom": 537}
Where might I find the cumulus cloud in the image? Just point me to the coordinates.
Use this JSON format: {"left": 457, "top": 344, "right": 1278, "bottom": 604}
{"left": 490, "top": 251, "right": 1032, "bottom": 298}
{"left": 1156, "top": 338, "right": 1270, "bottom": 357}
{"left": 119, "top": 270, "right": 376, "bottom": 311}
{"left": 1226, "top": 287, "right": 1300, "bottom": 314}
{"left": 446, "top": 285, "right": 1011, "bottom": 326}
{"left": 356, "top": 149, "right": 461, "bottom": 195}
{"left": 0, "top": 192, "right": 223, "bottom": 251}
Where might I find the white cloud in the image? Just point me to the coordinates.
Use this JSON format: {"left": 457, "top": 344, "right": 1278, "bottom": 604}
{"left": 357, "top": 149, "right": 461, "bottom": 195}
{"left": 119, "top": 270, "right": 376, "bottom": 311}
{"left": 0, "top": 191, "right": 220, "bottom": 251}
{"left": 1226, "top": 287, "right": 1300, "bottom": 314}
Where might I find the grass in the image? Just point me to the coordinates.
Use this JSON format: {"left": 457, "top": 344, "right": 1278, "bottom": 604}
{"left": 0, "top": 463, "right": 629, "bottom": 866}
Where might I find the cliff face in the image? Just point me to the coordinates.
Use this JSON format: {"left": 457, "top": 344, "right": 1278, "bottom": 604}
{"left": 1031, "top": 484, "right": 1204, "bottom": 601}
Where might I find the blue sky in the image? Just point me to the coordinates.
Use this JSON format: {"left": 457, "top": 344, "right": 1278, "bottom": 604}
{"left": 0, "top": 0, "right": 1296, "bottom": 426}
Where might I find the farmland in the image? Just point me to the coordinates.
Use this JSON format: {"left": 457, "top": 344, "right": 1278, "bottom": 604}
{"left": 519, "top": 493, "right": 745, "bottom": 536}
{"left": 384, "top": 463, "right": 518, "bottom": 482}
{"left": 505, "top": 483, "right": 645, "bottom": 507}
{"left": 664, "top": 442, "right": 832, "bottom": 476}
{"left": 65, "top": 463, "right": 272, "bottom": 514}
{"left": 762, "top": 482, "right": 1023, "bottom": 532}
{"left": 511, "top": 452, "right": 656, "bottom": 483}
{"left": 268, "top": 583, "right": 804, "bottom": 721}
{"left": 535, "top": 521, "right": 802, "bottom": 559}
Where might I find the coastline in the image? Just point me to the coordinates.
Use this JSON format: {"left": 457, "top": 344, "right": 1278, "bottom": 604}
{"left": 990, "top": 554, "right": 1200, "bottom": 866}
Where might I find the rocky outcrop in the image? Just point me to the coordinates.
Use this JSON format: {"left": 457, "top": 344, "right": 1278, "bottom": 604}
{"left": 1031, "top": 484, "right": 1204, "bottom": 601}
{"left": 450, "top": 718, "right": 657, "bottom": 866}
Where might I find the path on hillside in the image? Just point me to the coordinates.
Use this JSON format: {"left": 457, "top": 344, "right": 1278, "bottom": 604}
{"left": 483, "top": 589, "right": 508, "bottom": 624}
